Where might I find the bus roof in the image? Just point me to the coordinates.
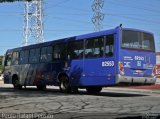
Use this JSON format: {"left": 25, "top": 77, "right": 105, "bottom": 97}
{"left": 76, "top": 28, "right": 117, "bottom": 40}
{"left": 6, "top": 26, "right": 154, "bottom": 53}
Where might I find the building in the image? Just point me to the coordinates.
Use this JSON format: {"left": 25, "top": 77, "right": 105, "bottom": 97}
{"left": 156, "top": 52, "right": 160, "bottom": 84}
{"left": 156, "top": 52, "right": 160, "bottom": 64}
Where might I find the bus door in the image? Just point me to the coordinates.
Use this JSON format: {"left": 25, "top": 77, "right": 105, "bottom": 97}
{"left": 52, "top": 43, "right": 67, "bottom": 83}
{"left": 66, "top": 40, "right": 84, "bottom": 86}
{"left": 82, "top": 34, "right": 116, "bottom": 86}
{"left": 4, "top": 52, "right": 12, "bottom": 84}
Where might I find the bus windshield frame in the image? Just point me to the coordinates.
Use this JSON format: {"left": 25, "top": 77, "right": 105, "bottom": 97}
{"left": 121, "top": 30, "right": 155, "bottom": 52}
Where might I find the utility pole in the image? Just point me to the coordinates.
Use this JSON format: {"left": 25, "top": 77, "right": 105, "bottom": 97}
{"left": 23, "top": 0, "right": 44, "bottom": 46}
{"left": 92, "top": 0, "right": 104, "bottom": 32}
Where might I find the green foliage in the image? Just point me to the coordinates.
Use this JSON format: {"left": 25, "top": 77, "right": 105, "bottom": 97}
{"left": 0, "top": 56, "right": 4, "bottom": 73}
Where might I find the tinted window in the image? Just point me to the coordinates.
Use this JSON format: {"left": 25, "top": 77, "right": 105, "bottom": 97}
{"left": 122, "top": 30, "right": 155, "bottom": 51}
{"left": 29, "top": 48, "right": 40, "bottom": 63}
{"left": 85, "top": 37, "right": 104, "bottom": 58}
{"left": 105, "top": 35, "right": 114, "bottom": 57}
{"left": 142, "top": 33, "right": 155, "bottom": 51}
{"left": 68, "top": 40, "right": 84, "bottom": 60}
{"left": 12, "top": 52, "right": 19, "bottom": 65}
{"left": 5, "top": 53, "right": 12, "bottom": 66}
{"left": 53, "top": 44, "right": 67, "bottom": 60}
{"left": 20, "top": 50, "right": 29, "bottom": 64}
{"left": 40, "top": 46, "right": 52, "bottom": 62}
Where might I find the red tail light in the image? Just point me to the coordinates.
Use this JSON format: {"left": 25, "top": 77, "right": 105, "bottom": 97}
{"left": 152, "top": 65, "right": 157, "bottom": 76}
{"left": 119, "top": 61, "right": 125, "bottom": 75}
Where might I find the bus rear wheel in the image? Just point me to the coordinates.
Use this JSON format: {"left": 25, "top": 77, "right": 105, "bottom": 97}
{"left": 59, "top": 76, "right": 71, "bottom": 93}
{"left": 13, "top": 78, "right": 22, "bottom": 90}
{"left": 86, "top": 87, "right": 102, "bottom": 94}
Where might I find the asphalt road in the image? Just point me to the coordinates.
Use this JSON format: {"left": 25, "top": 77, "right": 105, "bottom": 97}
{"left": 0, "top": 85, "right": 160, "bottom": 119}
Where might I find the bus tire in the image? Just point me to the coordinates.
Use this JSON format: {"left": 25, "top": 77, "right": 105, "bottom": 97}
{"left": 37, "top": 85, "right": 46, "bottom": 90}
{"left": 86, "top": 87, "right": 102, "bottom": 94}
{"left": 71, "top": 87, "right": 79, "bottom": 94}
{"left": 59, "top": 76, "right": 71, "bottom": 93}
{"left": 12, "top": 76, "right": 22, "bottom": 90}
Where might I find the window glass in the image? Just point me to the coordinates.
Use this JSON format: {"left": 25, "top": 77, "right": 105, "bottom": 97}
{"left": 12, "top": 52, "right": 19, "bottom": 65}
{"left": 40, "top": 47, "right": 47, "bottom": 62}
{"left": 5, "top": 53, "right": 12, "bottom": 66}
{"left": 40, "top": 46, "right": 52, "bottom": 62}
{"left": 53, "top": 44, "right": 66, "bottom": 60}
{"left": 68, "top": 40, "right": 84, "bottom": 60}
{"left": 47, "top": 46, "right": 52, "bottom": 62}
{"left": 142, "top": 33, "right": 155, "bottom": 51}
{"left": 122, "top": 30, "right": 140, "bottom": 49}
{"left": 29, "top": 48, "right": 40, "bottom": 63}
{"left": 122, "top": 30, "right": 155, "bottom": 51}
{"left": 85, "top": 37, "right": 104, "bottom": 58}
{"left": 105, "top": 35, "right": 114, "bottom": 57}
{"left": 20, "top": 50, "right": 29, "bottom": 64}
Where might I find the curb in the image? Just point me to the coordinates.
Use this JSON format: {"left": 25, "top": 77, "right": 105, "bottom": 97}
{"left": 105, "top": 87, "right": 160, "bottom": 94}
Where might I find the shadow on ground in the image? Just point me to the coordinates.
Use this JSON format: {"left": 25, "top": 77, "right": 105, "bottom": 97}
{"left": 0, "top": 86, "right": 148, "bottom": 98}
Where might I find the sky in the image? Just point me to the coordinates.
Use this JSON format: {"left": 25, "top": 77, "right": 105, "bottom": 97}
{"left": 0, "top": 0, "right": 160, "bottom": 55}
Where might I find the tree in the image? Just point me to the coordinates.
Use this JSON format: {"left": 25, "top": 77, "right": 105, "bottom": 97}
{"left": 0, "top": 56, "right": 4, "bottom": 73}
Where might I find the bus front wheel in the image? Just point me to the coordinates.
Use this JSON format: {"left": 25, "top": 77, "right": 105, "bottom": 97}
{"left": 59, "top": 76, "right": 71, "bottom": 93}
{"left": 86, "top": 87, "right": 102, "bottom": 94}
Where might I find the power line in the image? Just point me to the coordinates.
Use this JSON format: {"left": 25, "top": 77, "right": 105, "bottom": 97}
{"left": 106, "top": 0, "right": 160, "bottom": 14}
{"left": 45, "top": 0, "right": 71, "bottom": 10}
{"left": 46, "top": 3, "right": 91, "bottom": 14}
{"left": 0, "top": 13, "right": 23, "bottom": 16}
{"left": 106, "top": 13, "right": 160, "bottom": 24}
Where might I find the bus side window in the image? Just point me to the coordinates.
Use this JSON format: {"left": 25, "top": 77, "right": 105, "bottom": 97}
{"left": 12, "top": 52, "right": 19, "bottom": 65}
{"left": 67, "top": 41, "right": 84, "bottom": 60}
{"left": 85, "top": 37, "right": 104, "bottom": 58}
{"left": 5, "top": 54, "right": 12, "bottom": 66}
{"left": 40, "top": 46, "right": 52, "bottom": 62}
{"left": 93, "top": 38, "right": 104, "bottom": 57}
{"left": 40, "top": 47, "right": 47, "bottom": 62}
{"left": 20, "top": 50, "right": 29, "bottom": 64}
{"left": 105, "top": 35, "right": 114, "bottom": 57}
{"left": 47, "top": 46, "right": 53, "bottom": 62}
{"left": 85, "top": 39, "right": 93, "bottom": 58}
{"left": 29, "top": 48, "right": 40, "bottom": 63}
{"left": 53, "top": 44, "right": 67, "bottom": 61}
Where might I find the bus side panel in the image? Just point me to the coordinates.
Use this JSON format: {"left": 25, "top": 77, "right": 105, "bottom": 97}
{"left": 68, "top": 60, "right": 84, "bottom": 86}
{"left": 34, "top": 62, "right": 65, "bottom": 86}
{"left": 81, "top": 58, "right": 116, "bottom": 87}
{"left": 19, "top": 64, "right": 30, "bottom": 85}
{"left": 69, "top": 33, "right": 119, "bottom": 87}
{"left": 69, "top": 58, "right": 117, "bottom": 87}
{"left": 25, "top": 64, "right": 37, "bottom": 86}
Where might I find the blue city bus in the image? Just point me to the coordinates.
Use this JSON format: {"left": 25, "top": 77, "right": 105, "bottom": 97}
{"left": 3, "top": 26, "right": 156, "bottom": 93}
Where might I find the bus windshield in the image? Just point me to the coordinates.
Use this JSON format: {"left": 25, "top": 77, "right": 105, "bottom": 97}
{"left": 121, "top": 30, "right": 155, "bottom": 51}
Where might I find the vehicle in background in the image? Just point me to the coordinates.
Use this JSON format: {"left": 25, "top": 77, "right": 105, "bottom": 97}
{"left": 155, "top": 64, "right": 160, "bottom": 84}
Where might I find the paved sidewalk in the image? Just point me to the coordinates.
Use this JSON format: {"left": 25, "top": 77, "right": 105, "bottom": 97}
{"left": 128, "top": 84, "right": 160, "bottom": 90}
{"left": 105, "top": 84, "right": 160, "bottom": 94}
